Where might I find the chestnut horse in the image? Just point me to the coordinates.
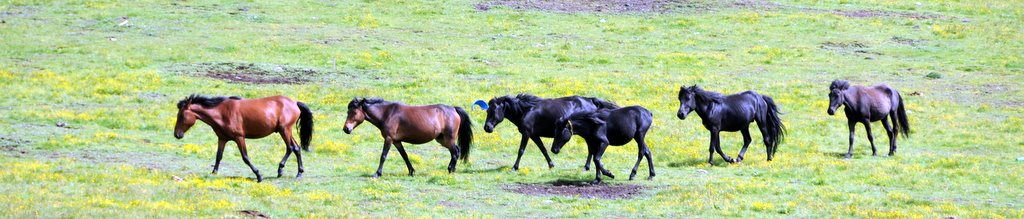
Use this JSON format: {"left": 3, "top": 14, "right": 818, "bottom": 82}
{"left": 174, "top": 95, "right": 313, "bottom": 182}
{"left": 343, "top": 98, "right": 473, "bottom": 178}
{"left": 827, "top": 80, "right": 910, "bottom": 158}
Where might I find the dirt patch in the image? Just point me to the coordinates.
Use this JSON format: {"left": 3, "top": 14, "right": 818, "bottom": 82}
{"left": 477, "top": 0, "right": 694, "bottom": 14}
{"left": 0, "top": 136, "right": 30, "bottom": 157}
{"left": 506, "top": 180, "right": 646, "bottom": 199}
{"left": 236, "top": 210, "right": 271, "bottom": 219}
{"left": 820, "top": 41, "right": 882, "bottom": 59}
{"left": 891, "top": 36, "right": 926, "bottom": 46}
{"left": 831, "top": 9, "right": 946, "bottom": 20}
{"left": 165, "top": 62, "right": 352, "bottom": 84}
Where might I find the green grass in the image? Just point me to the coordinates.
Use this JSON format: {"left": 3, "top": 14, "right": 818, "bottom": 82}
{"left": 1, "top": 0, "right": 1022, "bottom": 217}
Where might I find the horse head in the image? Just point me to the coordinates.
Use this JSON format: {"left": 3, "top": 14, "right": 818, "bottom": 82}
{"left": 828, "top": 80, "right": 850, "bottom": 115}
{"left": 483, "top": 97, "right": 506, "bottom": 133}
{"left": 677, "top": 85, "right": 699, "bottom": 120}
{"left": 173, "top": 95, "right": 199, "bottom": 139}
{"left": 344, "top": 97, "right": 367, "bottom": 134}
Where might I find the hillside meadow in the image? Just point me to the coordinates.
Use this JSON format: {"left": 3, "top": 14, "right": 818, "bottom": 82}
{"left": 1, "top": 0, "right": 1022, "bottom": 218}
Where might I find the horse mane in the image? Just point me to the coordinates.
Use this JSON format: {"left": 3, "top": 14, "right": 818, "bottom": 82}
{"left": 568, "top": 111, "right": 606, "bottom": 128}
{"left": 581, "top": 96, "right": 619, "bottom": 109}
{"left": 693, "top": 87, "right": 725, "bottom": 104}
{"left": 493, "top": 93, "right": 542, "bottom": 115}
{"left": 349, "top": 97, "right": 388, "bottom": 109}
{"left": 177, "top": 94, "right": 241, "bottom": 109}
{"left": 830, "top": 80, "right": 851, "bottom": 90}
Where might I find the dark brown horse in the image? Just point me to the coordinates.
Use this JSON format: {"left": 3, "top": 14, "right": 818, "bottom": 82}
{"left": 827, "top": 80, "right": 910, "bottom": 158}
{"left": 174, "top": 95, "right": 313, "bottom": 182}
{"left": 343, "top": 98, "right": 473, "bottom": 178}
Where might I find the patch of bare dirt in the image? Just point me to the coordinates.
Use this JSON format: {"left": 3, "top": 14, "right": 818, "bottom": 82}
{"left": 0, "top": 136, "right": 30, "bottom": 157}
{"left": 477, "top": 0, "right": 694, "bottom": 14}
{"left": 236, "top": 210, "right": 271, "bottom": 219}
{"left": 891, "top": 36, "right": 926, "bottom": 46}
{"left": 820, "top": 41, "right": 882, "bottom": 59}
{"left": 165, "top": 62, "right": 352, "bottom": 84}
{"left": 506, "top": 180, "right": 646, "bottom": 199}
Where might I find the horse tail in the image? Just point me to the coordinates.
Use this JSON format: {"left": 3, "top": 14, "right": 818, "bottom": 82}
{"left": 585, "top": 97, "right": 620, "bottom": 110}
{"left": 761, "top": 95, "right": 785, "bottom": 154}
{"left": 455, "top": 107, "right": 473, "bottom": 161}
{"left": 894, "top": 92, "right": 910, "bottom": 138}
{"left": 297, "top": 102, "right": 314, "bottom": 152}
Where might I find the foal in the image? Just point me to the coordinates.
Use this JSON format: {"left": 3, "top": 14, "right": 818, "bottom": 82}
{"left": 827, "top": 80, "right": 910, "bottom": 158}
{"left": 551, "top": 106, "right": 655, "bottom": 183}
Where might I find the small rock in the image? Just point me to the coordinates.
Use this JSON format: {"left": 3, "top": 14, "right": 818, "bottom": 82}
{"left": 696, "top": 169, "right": 708, "bottom": 174}
{"left": 55, "top": 121, "right": 67, "bottom": 128}
{"left": 172, "top": 175, "right": 183, "bottom": 182}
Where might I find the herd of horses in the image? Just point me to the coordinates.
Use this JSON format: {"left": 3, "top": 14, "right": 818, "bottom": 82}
{"left": 173, "top": 80, "right": 910, "bottom": 183}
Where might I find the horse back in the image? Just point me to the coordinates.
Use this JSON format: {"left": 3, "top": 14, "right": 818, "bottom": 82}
{"left": 390, "top": 104, "right": 456, "bottom": 143}
{"left": 232, "top": 96, "right": 299, "bottom": 138}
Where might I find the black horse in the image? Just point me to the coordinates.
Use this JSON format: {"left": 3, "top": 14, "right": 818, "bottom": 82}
{"left": 677, "top": 85, "right": 785, "bottom": 165}
{"left": 827, "top": 80, "right": 910, "bottom": 158}
{"left": 483, "top": 93, "right": 619, "bottom": 171}
{"left": 550, "top": 106, "right": 655, "bottom": 183}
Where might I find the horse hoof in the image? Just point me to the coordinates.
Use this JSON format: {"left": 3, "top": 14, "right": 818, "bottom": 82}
{"left": 647, "top": 175, "right": 655, "bottom": 180}
{"left": 371, "top": 173, "right": 382, "bottom": 178}
{"left": 591, "top": 180, "right": 602, "bottom": 185}
{"left": 511, "top": 166, "right": 519, "bottom": 172}
{"left": 548, "top": 164, "right": 555, "bottom": 169}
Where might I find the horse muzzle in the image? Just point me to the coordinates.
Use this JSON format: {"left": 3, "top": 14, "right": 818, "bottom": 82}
{"left": 343, "top": 127, "right": 352, "bottom": 134}
{"left": 551, "top": 147, "right": 561, "bottom": 154}
{"left": 677, "top": 112, "right": 688, "bottom": 120}
{"left": 827, "top": 108, "right": 836, "bottom": 115}
{"left": 483, "top": 124, "right": 494, "bottom": 133}
{"left": 174, "top": 132, "right": 184, "bottom": 139}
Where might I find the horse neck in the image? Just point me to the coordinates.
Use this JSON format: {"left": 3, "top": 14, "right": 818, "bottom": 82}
{"left": 692, "top": 93, "right": 718, "bottom": 118}
{"left": 189, "top": 105, "right": 224, "bottom": 127}
{"left": 361, "top": 103, "right": 391, "bottom": 127}
{"left": 840, "top": 89, "right": 858, "bottom": 108}
{"left": 502, "top": 103, "right": 531, "bottom": 124}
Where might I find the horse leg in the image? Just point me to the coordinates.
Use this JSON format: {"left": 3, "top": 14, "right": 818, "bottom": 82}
{"left": 291, "top": 138, "right": 304, "bottom": 179}
{"left": 707, "top": 131, "right": 715, "bottom": 165}
{"left": 759, "top": 126, "right": 773, "bottom": 161}
{"left": 631, "top": 135, "right": 655, "bottom": 180}
{"left": 373, "top": 139, "right": 393, "bottom": 178}
{"left": 596, "top": 143, "right": 615, "bottom": 179}
{"left": 863, "top": 120, "right": 877, "bottom": 156}
{"left": 630, "top": 141, "right": 644, "bottom": 181}
{"left": 277, "top": 132, "right": 293, "bottom": 178}
{"left": 531, "top": 136, "right": 555, "bottom": 169}
{"left": 712, "top": 130, "right": 734, "bottom": 163}
{"left": 512, "top": 135, "right": 529, "bottom": 171}
{"left": 737, "top": 129, "right": 752, "bottom": 162}
{"left": 882, "top": 117, "right": 896, "bottom": 156}
{"left": 444, "top": 136, "right": 460, "bottom": 174}
{"left": 845, "top": 120, "right": 856, "bottom": 159}
{"left": 584, "top": 154, "right": 593, "bottom": 171}
{"left": 235, "top": 138, "right": 262, "bottom": 183}
{"left": 213, "top": 139, "right": 227, "bottom": 174}
{"left": 394, "top": 142, "right": 415, "bottom": 176}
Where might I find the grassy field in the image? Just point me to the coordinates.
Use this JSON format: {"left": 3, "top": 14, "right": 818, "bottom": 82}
{"left": 2, "top": 0, "right": 1023, "bottom": 217}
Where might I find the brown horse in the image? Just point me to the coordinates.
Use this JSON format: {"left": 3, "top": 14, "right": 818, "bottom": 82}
{"left": 343, "top": 98, "right": 472, "bottom": 178}
{"left": 827, "top": 80, "right": 910, "bottom": 159}
{"left": 174, "top": 95, "right": 313, "bottom": 182}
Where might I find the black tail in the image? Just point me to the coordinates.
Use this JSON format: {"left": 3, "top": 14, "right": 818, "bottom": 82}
{"left": 455, "top": 107, "right": 473, "bottom": 161}
{"left": 761, "top": 96, "right": 785, "bottom": 155}
{"left": 584, "top": 97, "right": 620, "bottom": 110}
{"left": 893, "top": 92, "right": 910, "bottom": 138}
{"left": 297, "top": 102, "right": 314, "bottom": 152}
